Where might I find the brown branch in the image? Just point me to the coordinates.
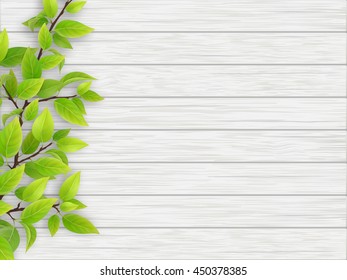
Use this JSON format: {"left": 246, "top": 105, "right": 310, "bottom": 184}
{"left": 6, "top": 203, "right": 60, "bottom": 220}
{"left": 37, "top": 0, "right": 73, "bottom": 60}
{"left": 2, "top": 84, "right": 19, "bottom": 109}
{"left": 39, "top": 95, "right": 77, "bottom": 103}
{"left": 15, "top": 142, "right": 53, "bottom": 167}
{"left": 0, "top": 195, "right": 4, "bottom": 200}
{"left": 53, "top": 204, "right": 61, "bottom": 214}
{"left": 7, "top": 202, "right": 24, "bottom": 220}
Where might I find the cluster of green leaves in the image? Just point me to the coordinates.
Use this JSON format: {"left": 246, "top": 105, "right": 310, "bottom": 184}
{"left": 0, "top": 0, "right": 103, "bottom": 260}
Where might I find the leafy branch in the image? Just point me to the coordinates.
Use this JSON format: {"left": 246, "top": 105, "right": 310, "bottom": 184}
{"left": 0, "top": 0, "right": 102, "bottom": 259}
{"left": 37, "top": 0, "right": 73, "bottom": 60}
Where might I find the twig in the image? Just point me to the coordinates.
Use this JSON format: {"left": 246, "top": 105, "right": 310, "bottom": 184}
{"left": 15, "top": 142, "right": 53, "bottom": 166}
{"left": 37, "top": 0, "right": 73, "bottom": 60}
{"left": 39, "top": 95, "right": 77, "bottom": 103}
{"left": 2, "top": 84, "right": 19, "bottom": 109}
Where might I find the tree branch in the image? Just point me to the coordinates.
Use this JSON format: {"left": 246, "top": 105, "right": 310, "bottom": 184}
{"left": 7, "top": 206, "right": 25, "bottom": 215}
{"left": 37, "top": 0, "right": 73, "bottom": 60}
{"left": 14, "top": 142, "right": 53, "bottom": 167}
{"left": 2, "top": 84, "right": 19, "bottom": 109}
{"left": 39, "top": 95, "right": 77, "bottom": 103}
{"left": 6, "top": 203, "right": 60, "bottom": 220}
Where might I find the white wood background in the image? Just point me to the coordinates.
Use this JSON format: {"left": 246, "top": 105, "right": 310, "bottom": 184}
{"left": 0, "top": 0, "right": 346, "bottom": 259}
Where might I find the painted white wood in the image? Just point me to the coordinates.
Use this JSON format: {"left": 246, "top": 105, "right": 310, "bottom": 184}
{"left": 7, "top": 32, "right": 346, "bottom": 64}
{"left": 62, "top": 130, "right": 346, "bottom": 162}
{"left": 1, "top": 0, "right": 346, "bottom": 260}
{"left": 2, "top": 0, "right": 346, "bottom": 32}
{"left": 53, "top": 65, "right": 347, "bottom": 97}
{"left": 17, "top": 163, "right": 346, "bottom": 195}
{"left": 12, "top": 65, "right": 347, "bottom": 97}
{"left": 16, "top": 229, "right": 346, "bottom": 259}
{"left": 3, "top": 196, "right": 345, "bottom": 227}
{"left": 2, "top": 98, "right": 345, "bottom": 129}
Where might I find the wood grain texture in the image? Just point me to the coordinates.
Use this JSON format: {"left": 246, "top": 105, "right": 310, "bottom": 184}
{"left": 61, "top": 130, "right": 346, "bottom": 162}
{"left": 17, "top": 163, "right": 346, "bottom": 195}
{"left": 15, "top": 229, "right": 346, "bottom": 260}
{"left": 3, "top": 98, "right": 345, "bottom": 129}
{"left": 11, "top": 65, "right": 347, "bottom": 98}
{"left": 50, "top": 65, "right": 347, "bottom": 97}
{"left": 7, "top": 32, "right": 346, "bottom": 64}
{"left": 0, "top": 0, "right": 346, "bottom": 260}
{"left": 2, "top": 0, "right": 346, "bottom": 32}
{"left": 3, "top": 196, "right": 345, "bottom": 227}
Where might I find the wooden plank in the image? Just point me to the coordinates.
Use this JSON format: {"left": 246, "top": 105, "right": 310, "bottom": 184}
{"left": 7, "top": 33, "right": 346, "bottom": 64}
{"left": 49, "top": 65, "right": 347, "bottom": 97}
{"left": 2, "top": 0, "right": 346, "bottom": 32}
{"left": 16, "top": 229, "right": 346, "bottom": 259}
{"left": 4, "top": 196, "right": 344, "bottom": 227}
{"left": 3, "top": 98, "right": 345, "bottom": 129}
{"left": 57, "top": 130, "right": 345, "bottom": 162}
{"left": 27, "top": 163, "right": 343, "bottom": 195}
{"left": 11, "top": 65, "right": 347, "bottom": 97}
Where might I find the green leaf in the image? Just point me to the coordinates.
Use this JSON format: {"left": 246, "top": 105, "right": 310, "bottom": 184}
{"left": 21, "top": 222, "right": 37, "bottom": 252}
{"left": 81, "top": 90, "right": 104, "bottom": 102}
{"left": 77, "top": 81, "right": 92, "bottom": 95}
{"left": 61, "top": 72, "right": 96, "bottom": 87}
{"left": 0, "top": 29, "right": 9, "bottom": 63}
{"left": 2, "top": 108, "right": 23, "bottom": 126}
{"left": 22, "top": 48, "right": 42, "bottom": 79}
{"left": 25, "top": 157, "right": 70, "bottom": 179}
{"left": 38, "top": 23, "right": 52, "bottom": 50}
{"left": 59, "top": 172, "right": 80, "bottom": 201}
{"left": 40, "top": 54, "right": 65, "bottom": 70}
{"left": 23, "top": 13, "right": 48, "bottom": 31}
{"left": 66, "top": 199, "right": 87, "bottom": 210}
{"left": 4, "top": 70, "right": 18, "bottom": 97}
{"left": 0, "top": 236, "right": 14, "bottom": 260}
{"left": 60, "top": 202, "right": 79, "bottom": 212}
{"left": 0, "top": 156, "right": 3, "bottom": 167}
{"left": 0, "top": 201, "right": 13, "bottom": 216}
{"left": 63, "top": 214, "right": 99, "bottom": 234}
{"left": 32, "top": 108, "right": 54, "bottom": 142}
{"left": 54, "top": 99, "right": 88, "bottom": 126}
{"left": 0, "top": 220, "right": 20, "bottom": 251}
{"left": 22, "top": 177, "right": 50, "bottom": 202}
{"left": 53, "top": 129, "right": 70, "bottom": 141}
{"left": 57, "top": 137, "right": 88, "bottom": 153}
{"left": 17, "top": 78, "right": 45, "bottom": 100}
{"left": 55, "top": 20, "right": 94, "bottom": 38}
{"left": 15, "top": 187, "right": 25, "bottom": 200}
{"left": 22, "top": 132, "right": 40, "bottom": 154}
{"left": 53, "top": 33, "right": 73, "bottom": 49}
{"left": 72, "top": 98, "right": 86, "bottom": 114}
{"left": 0, "top": 47, "right": 27, "bottom": 67}
{"left": 0, "top": 117, "right": 22, "bottom": 158}
{"left": 48, "top": 49, "right": 65, "bottom": 71}
{"left": 37, "top": 79, "right": 62, "bottom": 98}
{"left": 48, "top": 215, "right": 60, "bottom": 236}
{"left": 24, "top": 99, "right": 39, "bottom": 121}
{"left": 21, "top": 198, "right": 57, "bottom": 224}
{"left": 45, "top": 149, "right": 69, "bottom": 165}
{"left": 66, "top": 1, "right": 87, "bottom": 13}
{"left": 0, "top": 165, "right": 25, "bottom": 195}
{"left": 43, "top": 0, "right": 58, "bottom": 18}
